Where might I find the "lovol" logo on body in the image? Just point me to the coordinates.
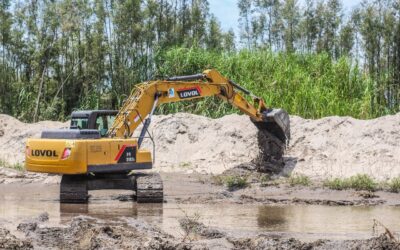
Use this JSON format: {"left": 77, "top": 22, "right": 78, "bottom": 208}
{"left": 32, "top": 149, "right": 59, "bottom": 157}
{"left": 177, "top": 87, "right": 201, "bottom": 99}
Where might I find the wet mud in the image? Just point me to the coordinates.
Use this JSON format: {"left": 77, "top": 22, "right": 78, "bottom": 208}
{"left": 1, "top": 171, "right": 400, "bottom": 249}
{"left": 1, "top": 214, "right": 400, "bottom": 249}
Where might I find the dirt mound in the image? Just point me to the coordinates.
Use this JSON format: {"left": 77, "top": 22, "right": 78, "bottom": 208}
{"left": 140, "top": 112, "right": 400, "bottom": 180}
{"left": 286, "top": 114, "right": 400, "bottom": 180}
{"left": 0, "top": 114, "right": 67, "bottom": 164}
{"left": 1, "top": 112, "right": 399, "bottom": 180}
{"left": 138, "top": 113, "right": 260, "bottom": 174}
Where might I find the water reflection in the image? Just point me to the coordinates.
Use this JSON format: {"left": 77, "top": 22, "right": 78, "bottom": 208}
{"left": 256, "top": 205, "right": 400, "bottom": 239}
{"left": 59, "top": 203, "right": 163, "bottom": 224}
{"left": 257, "top": 206, "right": 287, "bottom": 229}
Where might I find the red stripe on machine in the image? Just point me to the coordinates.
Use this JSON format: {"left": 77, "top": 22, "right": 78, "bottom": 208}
{"left": 114, "top": 145, "right": 128, "bottom": 161}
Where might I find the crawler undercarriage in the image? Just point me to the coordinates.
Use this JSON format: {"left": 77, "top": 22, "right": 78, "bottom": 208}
{"left": 60, "top": 173, "right": 163, "bottom": 203}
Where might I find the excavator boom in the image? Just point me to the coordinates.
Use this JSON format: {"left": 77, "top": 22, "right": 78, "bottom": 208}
{"left": 108, "top": 69, "right": 290, "bottom": 144}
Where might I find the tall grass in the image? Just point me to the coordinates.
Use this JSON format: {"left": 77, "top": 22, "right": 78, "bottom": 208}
{"left": 323, "top": 174, "right": 377, "bottom": 191}
{"left": 155, "top": 47, "right": 386, "bottom": 119}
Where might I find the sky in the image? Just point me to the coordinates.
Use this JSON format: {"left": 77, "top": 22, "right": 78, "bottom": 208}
{"left": 209, "top": 0, "right": 364, "bottom": 34}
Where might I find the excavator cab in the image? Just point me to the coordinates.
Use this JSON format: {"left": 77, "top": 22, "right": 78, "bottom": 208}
{"left": 70, "top": 110, "right": 118, "bottom": 137}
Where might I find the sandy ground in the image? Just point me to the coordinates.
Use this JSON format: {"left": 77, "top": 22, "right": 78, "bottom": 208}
{"left": 0, "top": 112, "right": 399, "bottom": 180}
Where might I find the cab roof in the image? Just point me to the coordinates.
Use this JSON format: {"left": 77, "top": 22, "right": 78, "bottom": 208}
{"left": 71, "top": 110, "right": 118, "bottom": 118}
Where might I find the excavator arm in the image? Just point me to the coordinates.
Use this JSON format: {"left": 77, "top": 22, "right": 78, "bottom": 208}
{"left": 108, "top": 69, "right": 290, "bottom": 145}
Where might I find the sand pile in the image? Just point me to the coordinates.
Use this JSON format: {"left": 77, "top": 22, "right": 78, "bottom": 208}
{"left": 0, "top": 112, "right": 399, "bottom": 180}
{"left": 286, "top": 114, "right": 400, "bottom": 180}
{"left": 137, "top": 113, "right": 260, "bottom": 174}
{"left": 0, "top": 114, "right": 67, "bottom": 164}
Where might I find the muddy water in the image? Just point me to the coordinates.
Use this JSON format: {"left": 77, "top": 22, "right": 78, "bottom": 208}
{"left": 1, "top": 184, "right": 400, "bottom": 241}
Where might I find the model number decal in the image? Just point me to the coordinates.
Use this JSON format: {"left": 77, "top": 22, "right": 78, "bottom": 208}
{"left": 114, "top": 145, "right": 137, "bottom": 163}
{"left": 177, "top": 87, "right": 201, "bottom": 99}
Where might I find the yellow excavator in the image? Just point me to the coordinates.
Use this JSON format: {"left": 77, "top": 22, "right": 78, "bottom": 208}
{"left": 25, "top": 69, "right": 290, "bottom": 203}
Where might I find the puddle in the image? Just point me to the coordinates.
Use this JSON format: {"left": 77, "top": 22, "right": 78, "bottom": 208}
{"left": 1, "top": 184, "right": 400, "bottom": 241}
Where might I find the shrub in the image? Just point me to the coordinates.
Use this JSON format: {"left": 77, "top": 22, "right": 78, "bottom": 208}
{"left": 347, "top": 174, "right": 377, "bottom": 191}
{"left": 224, "top": 175, "right": 249, "bottom": 191}
{"left": 323, "top": 178, "right": 347, "bottom": 190}
{"left": 288, "top": 174, "right": 311, "bottom": 186}
{"left": 323, "top": 174, "right": 377, "bottom": 191}
{"left": 388, "top": 177, "right": 400, "bottom": 193}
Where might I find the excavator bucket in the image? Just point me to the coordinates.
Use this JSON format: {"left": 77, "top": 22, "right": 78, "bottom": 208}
{"left": 252, "top": 108, "right": 290, "bottom": 145}
{"left": 251, "top": 108, "right": 290, "bottom": 173}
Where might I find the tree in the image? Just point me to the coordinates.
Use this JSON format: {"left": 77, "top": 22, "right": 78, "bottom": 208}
{"left": 281, "top": 0, "right": 300, "bottom": 53}
{"left": 300, "top": 0, "right": 318, "bottom": 52}
{"left": 339, "top": 20, "right": 354, "bottom": 56}
{"left": 238, "top": 0, "right": 252, "bottom": 48}
{"left": 222, "top": 29, "right": 236, "bottom": 52}
{"left": 0, "top": 0, "right": 13, "bottom": 113}
{"left": 206, "top": 15, "right": 222, "bottom": 50}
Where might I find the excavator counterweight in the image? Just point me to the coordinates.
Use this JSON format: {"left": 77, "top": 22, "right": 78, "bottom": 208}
{"left": 25, "top": 69, "right": 290, "bottom": 203}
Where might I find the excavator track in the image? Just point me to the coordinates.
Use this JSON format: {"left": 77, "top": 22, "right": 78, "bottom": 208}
{"left": 60, "top": 175, "right": 88, "bottom": 203}
{"left": 135, "top": 173, "right": 163, "bottom": 203}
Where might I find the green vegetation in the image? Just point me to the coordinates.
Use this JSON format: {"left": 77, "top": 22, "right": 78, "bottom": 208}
{"left": 323, "top": 178, "right": 347, "bottom": 190}
{"left": 178, "top": 209, "right": 202, "bottom": 242}
{"left": 388, "top": 177, "right": 400, "bottom": 193}
{"left": 212, "top": 175, "right": 249, "bottom": 190}
{"left": 224, "top": 175, "right": 249, "bottom": 190}
{"left": 0, "top": 159, "right": 24, "bottom": 172}
{"left": 178, "top": 162, "right": 192, "bottom": 169}
{"left": 260, "top": 174, "right": 271, "bottom": 186}
{"left": 157, "top": 49, "right": 379, "bottom": 119}
{"left": 288, "top": 174, "right": 311, "bottom": 187}
{"left": 211, "top": 175, "right": 225, "bottom": 186}
{"left": 0, "top": 0, "right": 399, "bottom": 122}
{"left": 347, "top": 174, "right": 378, "bottom": 191}
{"left": 323, "top": 174, "right": 377, "bottom": 191}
